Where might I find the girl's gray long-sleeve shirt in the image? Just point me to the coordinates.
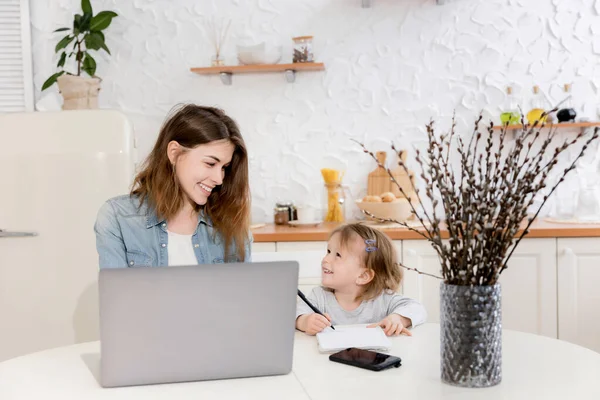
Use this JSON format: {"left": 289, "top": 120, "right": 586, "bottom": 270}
{"left": 296, "top": 286, "right": 427, "bottom": 327}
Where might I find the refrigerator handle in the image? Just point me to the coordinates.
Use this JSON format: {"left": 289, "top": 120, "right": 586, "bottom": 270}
{"left": 0, "top": 229, "right": 38, "bottom": 238}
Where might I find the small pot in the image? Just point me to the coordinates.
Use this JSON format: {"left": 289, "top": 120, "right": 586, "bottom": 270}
{"left": 57, "top": 75, "right": 101, "bottom": 110}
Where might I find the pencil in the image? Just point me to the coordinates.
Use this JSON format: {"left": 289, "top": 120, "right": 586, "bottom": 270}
{"left": 297, "top": 289, "right": 335, "bottom": 330}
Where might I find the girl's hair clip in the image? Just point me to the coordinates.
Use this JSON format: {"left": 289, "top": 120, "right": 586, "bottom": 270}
{"left": 365, "top": 239, "right": 377, "bottom": 252}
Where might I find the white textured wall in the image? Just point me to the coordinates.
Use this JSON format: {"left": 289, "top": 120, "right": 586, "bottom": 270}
{"left": 30, "top": 0, "right": 600, "bottom": 222}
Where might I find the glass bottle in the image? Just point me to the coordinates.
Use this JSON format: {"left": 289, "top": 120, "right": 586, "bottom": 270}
{"left": 577, "top": 186, "right": 600, "bottom": 221}
{"left": 500, "top": 86, "right": 520, "bottom": 125}
{"left": 526, "top": 85, "right": 548, "bottom": 124}
{"left": 322, "top": 182, "right": 345, "bottom": 223}
{"left": 557, "top": 83, "right": 577, "bottom": 123}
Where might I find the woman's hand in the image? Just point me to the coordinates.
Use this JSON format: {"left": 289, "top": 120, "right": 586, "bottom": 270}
{"left": 367, "top": 314, "right": 412, "bottom": 336}
{"left": 296, "top": 313, "right": 332, "bottom": 335}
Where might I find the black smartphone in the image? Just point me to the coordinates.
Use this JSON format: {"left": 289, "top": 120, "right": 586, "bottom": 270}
{"left": 329, "top": 348, "right": 401, "bottom": 372}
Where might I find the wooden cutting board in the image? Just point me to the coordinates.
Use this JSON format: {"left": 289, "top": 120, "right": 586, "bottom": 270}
{"left": 367, "top": 150, "right": 415, "bottom": 197}
{"left": 389, "top": 150, "right": 415, "bottom": 197}
{"left": 367, "top": 151, "right": 390, "bottom": 196}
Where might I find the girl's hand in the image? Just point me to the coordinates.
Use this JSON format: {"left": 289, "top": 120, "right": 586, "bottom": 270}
{"left": 297, "top": 313, "right": 332, "bottom": 335}
{"left": 368, "top": 314, "right": 412, "bottom": 336}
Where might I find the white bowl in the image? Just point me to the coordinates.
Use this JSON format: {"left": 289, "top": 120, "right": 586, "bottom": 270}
{"left": 237, "top": 43, "right": 282, "bottom": 65}
{"left": 355, "top": 198, "right": 414, "bottom": 222}
{"left": 237, "top": 43, "right": 265, "bottom": 54}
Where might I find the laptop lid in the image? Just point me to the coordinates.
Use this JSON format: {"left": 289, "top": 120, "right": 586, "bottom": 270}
{"left": 98, "top": 261, "right": 299, "bottom": 387}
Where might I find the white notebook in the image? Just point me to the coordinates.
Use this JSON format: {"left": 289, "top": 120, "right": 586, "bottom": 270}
{"left": 316, "top": 325, "right": 392, "bottom": 353}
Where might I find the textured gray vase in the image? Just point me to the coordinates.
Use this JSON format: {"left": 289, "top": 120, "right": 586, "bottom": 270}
{"left": 440, "top": 283, "right": 502, "bottom": 388}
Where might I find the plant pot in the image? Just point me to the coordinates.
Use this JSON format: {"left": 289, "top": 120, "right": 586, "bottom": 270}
{"left": 57, "top": 75, "right": 101, "bottom": 110}
{"left": 440, "top": 282, "right": 502, "bottom": 388}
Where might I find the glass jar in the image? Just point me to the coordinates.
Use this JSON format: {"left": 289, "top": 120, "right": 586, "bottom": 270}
{"left": 274, "top": 206, "right": 290, "bottom": 225}
{"left": 292, "top": 36, "right": 314, "bottom": 63}
{"left": 322, "top": 182, "right": 345, "bottom": 222}
{"left": 275, "top": 202, "right": 296, "bottom": 221}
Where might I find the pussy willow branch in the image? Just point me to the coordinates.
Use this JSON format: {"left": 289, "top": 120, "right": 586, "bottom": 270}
{"left": 395, "top": 262, "right": 443, "bottom": 280}
{"left": 394, "top": 137, "right": 456, "bottom": 279}
{"left": 356, "top": 111, "right": 599, "bottom": 285}
{"left": 396, "top": 134, "right": 457, "bottom": 280}
{"left": 491, "top": 126, "right": 594, "bottom": 281}
{"left": 496, "top": 126, "right": 600, "bottom": 280}
{"left": 360, "top": 210, "right": 431, "bottom": 241}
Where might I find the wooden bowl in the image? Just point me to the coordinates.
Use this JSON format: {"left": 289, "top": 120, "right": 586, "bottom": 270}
{"left": 355, "top": 198, "right": 414, "bottom": 222}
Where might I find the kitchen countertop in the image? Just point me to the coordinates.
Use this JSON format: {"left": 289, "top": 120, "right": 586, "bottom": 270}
{"left": 251, "top": 219, "right": 600, "bottom": 242}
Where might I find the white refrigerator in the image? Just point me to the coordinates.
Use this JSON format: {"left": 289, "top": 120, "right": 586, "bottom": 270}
{"left": 0, "top": 110, "right": 135, "bottom": 361}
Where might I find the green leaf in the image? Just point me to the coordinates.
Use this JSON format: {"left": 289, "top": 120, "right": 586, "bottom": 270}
{"left": 100, "top": 43, "right": 111, "bottom": 55}
{"left": 97, "top": 31, "right": 108, "bottom": 53}
{"left": 81, "top": 0, "right": 92, "bottom": 14}
{"left": 53, "top": 27, "right": 70, "bottom": 33}
{"left": 80, "top": 12, "right": 93, "bottom": 32}
{"left": 55, "top": 35, "right": 74, "bottom": 53}
{"left": 90, "top": 11, "right": 118, "bottom": 31}
{"left": 57, "top": 52, "right": 67, "bottom": 68}
{"left": 84, "top": 32, "right": 104, "bottom": 50}
{"left": 41, "top": 71, "right": 65, "bottom": 91}
{"left": 73, "top": 14, "right": 82, "bottom": 35}
{"left": 82, "top": 54, "right": 97, "bottom": 77}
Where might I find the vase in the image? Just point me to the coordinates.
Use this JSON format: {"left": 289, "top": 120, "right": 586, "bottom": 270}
{"left": 440, "top": 282, "right": 502, "bottom": 387}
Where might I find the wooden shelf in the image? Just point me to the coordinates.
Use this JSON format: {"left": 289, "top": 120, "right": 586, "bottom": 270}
{"left": 191, "top": 62, "right": 324, "bottom": 75}
{"left": 362, "top": 0, "right": 446, "bottom": 6}
{"left": 190, "top": 62, "right": 325, "bottom": 85}
{"left": 492, "top": 122, "right": 600, "bottom": 131}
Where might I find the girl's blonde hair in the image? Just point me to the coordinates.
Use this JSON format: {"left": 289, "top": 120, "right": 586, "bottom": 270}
{"left": 328, "top": 223, "right": 402, "bottom": 301}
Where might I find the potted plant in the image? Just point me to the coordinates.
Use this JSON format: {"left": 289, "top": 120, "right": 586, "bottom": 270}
{"left": 356, "top": 113, "right": 599, "bottom": 387}
{"left": 42, "top": 0, "right": 118, "bottom": 110}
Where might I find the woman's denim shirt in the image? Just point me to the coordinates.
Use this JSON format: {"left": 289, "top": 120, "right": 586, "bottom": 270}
{"left": 94, "top": 195, "right": 252, "bottom": 269}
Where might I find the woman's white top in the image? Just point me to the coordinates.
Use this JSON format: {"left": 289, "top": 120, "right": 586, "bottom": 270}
{"left": 167, "top": 231, "right": 198, "bottom": 266}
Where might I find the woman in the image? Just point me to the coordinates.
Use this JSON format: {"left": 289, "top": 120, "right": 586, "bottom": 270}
{"left": 94, "top": 104, "right": 251, "bottom": 268}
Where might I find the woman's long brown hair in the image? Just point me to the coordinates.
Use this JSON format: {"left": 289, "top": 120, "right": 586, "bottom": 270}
{"left": 131, "top": 104, "right": 250, "bottom": 261}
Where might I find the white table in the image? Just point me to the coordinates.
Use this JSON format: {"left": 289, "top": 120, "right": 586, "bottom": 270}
{"left": 2, "top": 324, "right": 600, "bottom": 399}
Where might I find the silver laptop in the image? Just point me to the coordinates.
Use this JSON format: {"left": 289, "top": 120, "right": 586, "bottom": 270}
{"left": 98, "top": 261, "right": 299, "bottom": 388}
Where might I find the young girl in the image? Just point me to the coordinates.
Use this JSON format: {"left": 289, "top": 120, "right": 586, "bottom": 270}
{"left": 296, "top": 223, "right": 427, "bottom": 336}
{"left": 94, "top": 104, "right": 251, "bottom": 268}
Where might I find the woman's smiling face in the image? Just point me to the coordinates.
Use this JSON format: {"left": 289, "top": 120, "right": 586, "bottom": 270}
{"left": 168, "top": 139, "right": 235, "bottom": 206}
